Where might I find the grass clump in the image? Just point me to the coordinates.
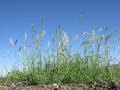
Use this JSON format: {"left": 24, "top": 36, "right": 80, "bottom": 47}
{"left": 0, "top": 18, "right": 120, "bottom": 86}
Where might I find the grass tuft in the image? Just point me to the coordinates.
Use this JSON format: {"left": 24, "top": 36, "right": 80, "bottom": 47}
{"left": 0, "top": 18, "right": 120, "bottom": 86}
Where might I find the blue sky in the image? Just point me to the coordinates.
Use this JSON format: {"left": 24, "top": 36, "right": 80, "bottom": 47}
{"left": 0, "top": 0, "right": 120, "bottom": 72}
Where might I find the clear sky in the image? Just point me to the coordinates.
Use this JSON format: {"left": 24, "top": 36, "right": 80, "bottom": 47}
{"left": 0, "top": 0, "right": 120, "bottom": 72}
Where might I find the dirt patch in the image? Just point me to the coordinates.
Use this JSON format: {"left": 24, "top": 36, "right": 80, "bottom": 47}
{"left": 0, "top": 82, "right": 120, "bottom": 90}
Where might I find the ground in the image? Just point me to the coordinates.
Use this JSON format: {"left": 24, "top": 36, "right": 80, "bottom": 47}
{"left": 0, "top": 82, "right": 120, "bottom": 90}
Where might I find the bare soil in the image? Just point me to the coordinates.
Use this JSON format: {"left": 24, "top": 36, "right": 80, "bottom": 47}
{"left": 0, "top": 82, "right": 120, "bottom": 90}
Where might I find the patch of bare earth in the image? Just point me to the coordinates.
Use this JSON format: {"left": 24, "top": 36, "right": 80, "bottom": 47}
{"left": 0, "top": 82, "right": 120, "bottom": 90}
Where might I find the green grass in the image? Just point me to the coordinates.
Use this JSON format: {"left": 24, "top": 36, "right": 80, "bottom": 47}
{"left": 0, "top": 18, "right": 120, "bottom": 86}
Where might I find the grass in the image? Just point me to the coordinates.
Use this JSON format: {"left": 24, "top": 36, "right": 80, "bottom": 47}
{"left": 0, "top": 18, "right": 120, "bottom": 86}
